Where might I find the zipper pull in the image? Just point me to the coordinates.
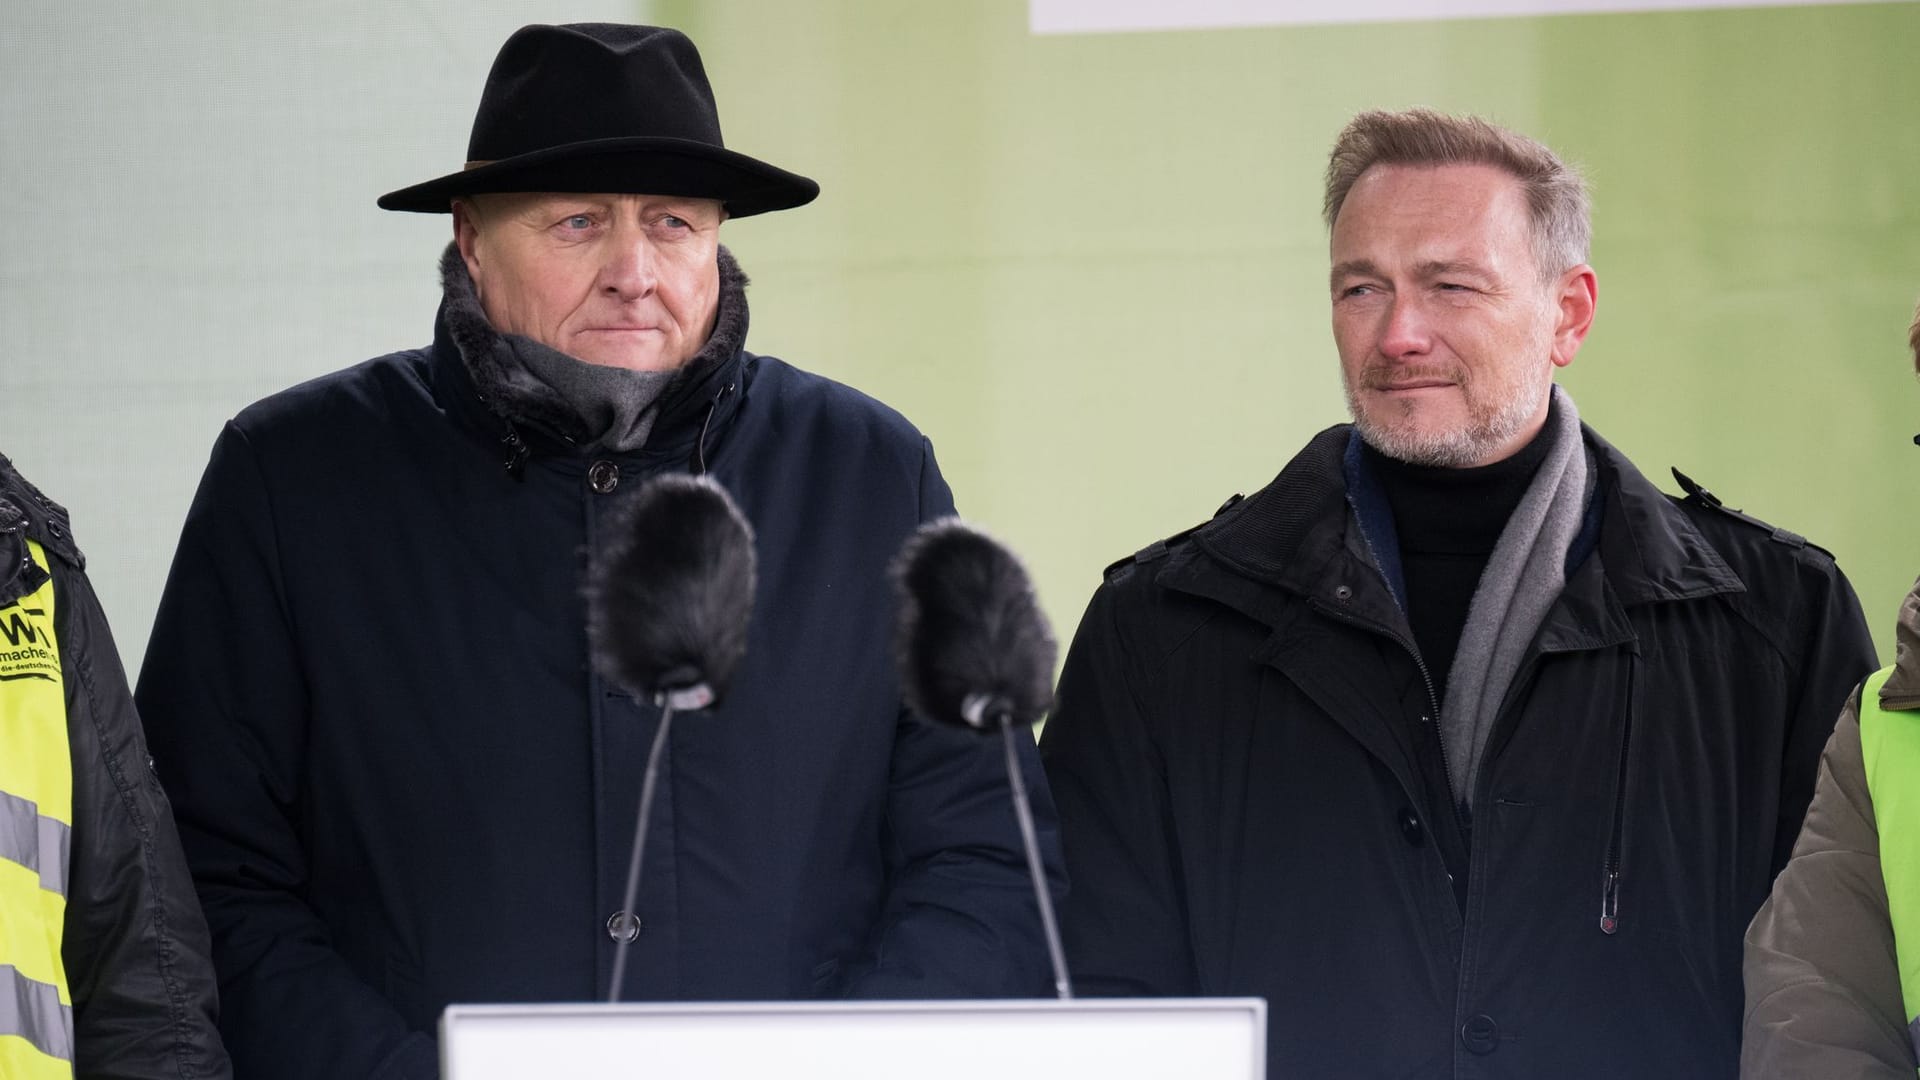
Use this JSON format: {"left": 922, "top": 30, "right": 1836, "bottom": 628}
{"left": 1599, "top": 869, "right": 1621, "bottom": 934}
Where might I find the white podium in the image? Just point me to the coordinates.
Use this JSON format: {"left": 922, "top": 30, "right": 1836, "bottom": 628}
{"left": 441, "top": 998, "right": 1266, "bottom": 1079}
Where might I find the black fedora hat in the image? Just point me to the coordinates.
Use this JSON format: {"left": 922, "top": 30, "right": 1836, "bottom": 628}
{"left": 378, "top": 24, "right": 818, "bottom": 217}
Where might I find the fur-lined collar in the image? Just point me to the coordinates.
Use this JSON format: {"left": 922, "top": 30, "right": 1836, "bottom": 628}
{"left": 437, "top": 241, "right": 751, "bottom": 446}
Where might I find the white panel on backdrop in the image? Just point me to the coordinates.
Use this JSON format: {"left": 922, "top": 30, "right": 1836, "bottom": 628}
{"left": 0, "top": 1, "right": 644, "bottom": 676}
{"left": 1031, "top": 0, "right": 1905, "bottom": 32}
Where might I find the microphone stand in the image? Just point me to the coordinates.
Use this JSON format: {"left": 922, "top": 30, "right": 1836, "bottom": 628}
{"left": 607, "top": 683, "right": 714, "bottom": 1004}
{"left": 986, "top": 705, "right": 1073, "bottom": 1001}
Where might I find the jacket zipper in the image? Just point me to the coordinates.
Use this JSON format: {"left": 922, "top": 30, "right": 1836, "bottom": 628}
{"left": 1599, "top": 655, "right": 1637, "bottom": 935}
{"left": 1880, "top": 687, "right": 1920, "bottom": 712}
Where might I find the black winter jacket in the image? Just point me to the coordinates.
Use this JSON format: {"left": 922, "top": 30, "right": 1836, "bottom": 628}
{"left": 135, "top": 254, "right": 1063, "bottom": 1080}
{"left": 0, "top": 455, "right": 230, "bottom": 1079}
{"left": 1039, "top": 424, "right": 1874, "bottom": 1080}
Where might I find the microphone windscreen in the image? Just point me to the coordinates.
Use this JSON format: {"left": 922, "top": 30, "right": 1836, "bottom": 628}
{"left": 587, "top": 473, "right": 757, "bottom": 705}
{"left": 891, "top": 518, "right": 1056, "bottom": 728}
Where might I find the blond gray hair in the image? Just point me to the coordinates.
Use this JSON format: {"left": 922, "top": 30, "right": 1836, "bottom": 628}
{"left": 1324, "top": 109, "right": 1591, "bottom": 279}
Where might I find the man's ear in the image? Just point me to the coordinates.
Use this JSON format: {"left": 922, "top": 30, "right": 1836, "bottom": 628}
{"left": 452, "top": 198, "right": 484, "bottom": 281}
{"left": 1550, "top": 265, "right": 1598, "bottom": 369}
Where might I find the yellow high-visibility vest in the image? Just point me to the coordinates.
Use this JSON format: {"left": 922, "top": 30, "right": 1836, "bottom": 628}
{"left": 0, "top": 538, "right": 74, "bottom": 1079}
{"left": 1858, "top": 665, "right": 1920, "bottom": 1073}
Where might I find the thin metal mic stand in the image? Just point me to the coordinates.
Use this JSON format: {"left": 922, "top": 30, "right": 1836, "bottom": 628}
{"left": 999, "top": 715, "right": 1073, "bottom": 1001}
{"left": 607, "top": 700, "right": 675, "bottom": 1004}
{"left": 605, "top": 676, "right": 716, "bottom": 1004}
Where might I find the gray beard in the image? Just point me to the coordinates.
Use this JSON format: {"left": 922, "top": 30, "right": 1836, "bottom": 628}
{"left": 1345, "top": 380, "right": 1545, "bottom": 468}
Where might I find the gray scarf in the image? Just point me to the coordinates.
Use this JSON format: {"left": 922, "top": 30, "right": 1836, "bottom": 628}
{"left": 516, "top": 346, "right": 676, "bottom": 453}
{"left": 1443, "top": 385, "right": 1590, "bottom": 808}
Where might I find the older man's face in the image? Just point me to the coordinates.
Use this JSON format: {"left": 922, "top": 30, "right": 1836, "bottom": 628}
{"left": 1329, "top": 163, "right": 1594, "bottom": 468}
{"left": 454, "top": 192, "right": 724, "bottom": 371}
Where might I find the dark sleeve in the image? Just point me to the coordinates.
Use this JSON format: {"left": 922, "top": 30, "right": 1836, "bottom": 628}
{"left": 1038, "top": 578, "right": 1199, "bottom": 996}
{"left": 135, "top": 424, "right": 437, "bottom": 1080}
{"left": 844, "top": 437, "right": 1067, "bottom": 998}
{"left": 1743, "top": 692, "right": 1914, "bottom": 1078}
{"left": 1774, "top": 558, "right": 1877, "bottom": 877}
{"left": 59, "top": 561, "right": 233, "bottom": 1080}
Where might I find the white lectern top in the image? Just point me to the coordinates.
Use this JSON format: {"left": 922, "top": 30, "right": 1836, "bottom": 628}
{"left": 441, "top": 997, "right": 1265, "bottom": 1079}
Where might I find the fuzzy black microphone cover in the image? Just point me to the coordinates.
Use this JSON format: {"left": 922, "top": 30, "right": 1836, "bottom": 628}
{"left": 891, "top": 518, "right": 1056, "bottom": 729}
{"left": 587, "top": 473, "right": 757, "bottom": 704}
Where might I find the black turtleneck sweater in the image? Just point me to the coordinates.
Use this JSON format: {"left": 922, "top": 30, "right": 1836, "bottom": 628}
{"left": 1363, "top": 425, "right": 1554, "bottom": 702}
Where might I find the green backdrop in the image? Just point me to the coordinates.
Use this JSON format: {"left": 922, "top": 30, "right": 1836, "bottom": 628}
{"left": 657, "top": 0, "right": 1920, "bottom": 659}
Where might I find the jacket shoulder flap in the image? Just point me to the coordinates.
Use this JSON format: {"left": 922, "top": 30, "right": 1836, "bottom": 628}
{"left": 1103, "top": 493, "right": 1245, "bottom": 585}
{"left": 0, "top": 454, "right": 85, "bottom": 572}
{"left": 1669, "top": 466, "right": 1833, "bottom": 560}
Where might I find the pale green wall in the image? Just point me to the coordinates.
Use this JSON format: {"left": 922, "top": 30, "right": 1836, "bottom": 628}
{"left": 665, "top": 0, "right": 1920, "bottom": 657}
{"left": 1, "top": 1, "right": 643, "bottom": 677}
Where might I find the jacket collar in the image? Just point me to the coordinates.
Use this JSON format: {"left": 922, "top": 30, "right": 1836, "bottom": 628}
{"left": 429, "top": 242, "right": 752, "bottom": 468}
{"left": 1165, "top": 421, "right": 1744, "bottom": 638}
{"left": 1881, "top": 581, "right": 1920, "bottom": 709}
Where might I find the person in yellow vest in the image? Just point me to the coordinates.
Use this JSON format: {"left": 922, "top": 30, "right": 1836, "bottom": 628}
{"left": 1743, "top": 299, "right": 1920, "bottom": 1078}
{"left": 0, "top": 452, "right": 229, "bottom": 1079}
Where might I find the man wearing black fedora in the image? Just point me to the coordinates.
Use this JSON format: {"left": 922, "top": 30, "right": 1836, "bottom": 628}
{"left": 135, "top": 23, "right": 1063, "bottom": 1079}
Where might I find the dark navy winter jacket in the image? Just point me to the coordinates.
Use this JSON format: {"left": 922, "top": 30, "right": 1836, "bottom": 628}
{"left": 136, "top": 282, "right": 1063, "bottom": 1079}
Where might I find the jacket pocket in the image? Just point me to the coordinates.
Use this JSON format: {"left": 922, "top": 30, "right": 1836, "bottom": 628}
{"left": 1599, "top": 654, "right": 1638, "bottom": 935}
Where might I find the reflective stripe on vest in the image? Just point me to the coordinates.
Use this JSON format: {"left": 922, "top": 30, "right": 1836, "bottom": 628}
{"left": 0, "top": 538, "right": 74, "bottom": 1078}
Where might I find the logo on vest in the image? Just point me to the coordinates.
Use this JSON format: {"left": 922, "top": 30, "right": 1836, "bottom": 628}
{"left": 0, "top": 601, "right": 57, "bottom": 682}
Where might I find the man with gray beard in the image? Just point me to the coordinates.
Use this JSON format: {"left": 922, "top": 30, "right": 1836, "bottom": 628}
{"left": 1038, "top": 108, "right": 1876, "bottom": 1079}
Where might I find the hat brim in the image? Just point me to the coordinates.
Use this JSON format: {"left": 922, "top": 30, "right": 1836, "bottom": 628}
{"left": 376, "top": 136, "right": 819, "bottom": 218}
